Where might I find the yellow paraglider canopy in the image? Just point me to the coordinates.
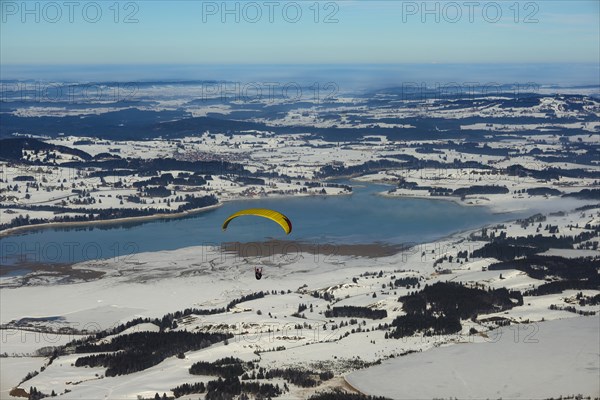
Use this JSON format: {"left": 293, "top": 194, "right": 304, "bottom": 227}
{"left": 222, "top": 208, "right": 292, "bottom": 235}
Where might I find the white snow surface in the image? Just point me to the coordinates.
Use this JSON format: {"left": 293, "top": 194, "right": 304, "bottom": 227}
{"left": 347, "top": 316, "right": 600, "bottom": 399}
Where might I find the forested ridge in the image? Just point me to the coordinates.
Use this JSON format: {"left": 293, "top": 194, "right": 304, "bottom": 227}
{"left": 74, "top": 331, "right": 231, "bottom": 376}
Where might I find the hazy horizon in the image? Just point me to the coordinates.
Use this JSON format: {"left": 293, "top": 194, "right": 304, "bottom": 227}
{"left": 2, "top": 63, "right": 599, "bottom": 91}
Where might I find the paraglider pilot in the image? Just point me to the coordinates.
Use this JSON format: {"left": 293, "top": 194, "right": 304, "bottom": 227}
{"left": 222, "top": 208, "right": 292, "bottom": 281}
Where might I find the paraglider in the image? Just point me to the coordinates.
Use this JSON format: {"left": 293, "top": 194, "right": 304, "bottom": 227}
{"left": 222, "top": 208, "right": 292, "bottom": 280}
{"left": 222, "top": 208, "right": 292, "bottom": 235}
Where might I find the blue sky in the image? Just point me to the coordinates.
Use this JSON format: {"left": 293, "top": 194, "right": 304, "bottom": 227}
{"left": 0, "top": 1, "right": 598, "bottom": 84}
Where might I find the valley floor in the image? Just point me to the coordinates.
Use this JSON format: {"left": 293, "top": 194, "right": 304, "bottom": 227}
{"left": 0, "top": 204, "right": 598, "bottom": 399}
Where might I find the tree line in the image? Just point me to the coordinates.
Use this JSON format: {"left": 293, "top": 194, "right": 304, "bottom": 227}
{"left": 0, "top": 194, "right": 218, "bottom": 230}
{"left": 87, "top": 306, "right": 226, "bottom": 341}
{"left": 471, "top": 228, "right": 599, "bottom": 261}
{"left": 189, "top": 357, "right": 252, "bottom": 378}
{"left": 488, "top": 255, "right": 599, "bottom": 282}
{"left": 226, "top": 291, "right": 267, "bottom": 311}
{"left": 389, "top": 282, "right": 521, "bottom": 338}
{"left": 205, "top": 377, "right": 282, "bottom": 400}
{"left": 309, "top": 390, "right": 392, "bottom": 400}
{"left": 325, "top": 306, "right": 387, "bottom": 320}
{"left": 261, "top": 367, "right": 334, "bottom": 388}
{"left": 74, "top": 331, "right": 231, "bottom": 376}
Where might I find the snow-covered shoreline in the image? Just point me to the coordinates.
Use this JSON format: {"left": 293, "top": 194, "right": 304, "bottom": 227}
{"left": 0, "top": 188, "right": 356, "bottom": 238}
{"left": 0, "top": 203, "right": 224, "bottom": 238}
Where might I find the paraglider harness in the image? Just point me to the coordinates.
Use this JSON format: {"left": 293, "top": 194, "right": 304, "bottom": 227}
{"left": 254, "top": 266, "right": 263, "bottom": 280}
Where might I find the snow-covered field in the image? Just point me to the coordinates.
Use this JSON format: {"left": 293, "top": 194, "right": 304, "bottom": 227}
{"left": 0, "top": 357, "right": 46, "bottom": 399}
{"left": 347, "top": 316, "right": 600, "bottom": 399}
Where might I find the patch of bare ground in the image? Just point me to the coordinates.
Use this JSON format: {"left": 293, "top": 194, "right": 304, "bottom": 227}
{"left": 9, "top": 387, "right": 28, "bottom": 398}
{"left": 1, "top": 262, "right": 104, "bottom": 287}
{"left": 222, "top": 240, "right": 410, "bottom": 259}
{"left": 297, "top": 376, "right": 364, "bottom": 398}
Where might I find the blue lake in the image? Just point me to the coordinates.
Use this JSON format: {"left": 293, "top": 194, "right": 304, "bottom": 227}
{"left": 0, "top": 182, "right": 522, "bottom": 267}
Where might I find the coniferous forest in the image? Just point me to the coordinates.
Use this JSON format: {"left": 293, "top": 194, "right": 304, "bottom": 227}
{"left": 389, "top": 282, "right": 522, "bottom": 338}
{"left": 74, "top": 331, "right": 231, "bottom": 376}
